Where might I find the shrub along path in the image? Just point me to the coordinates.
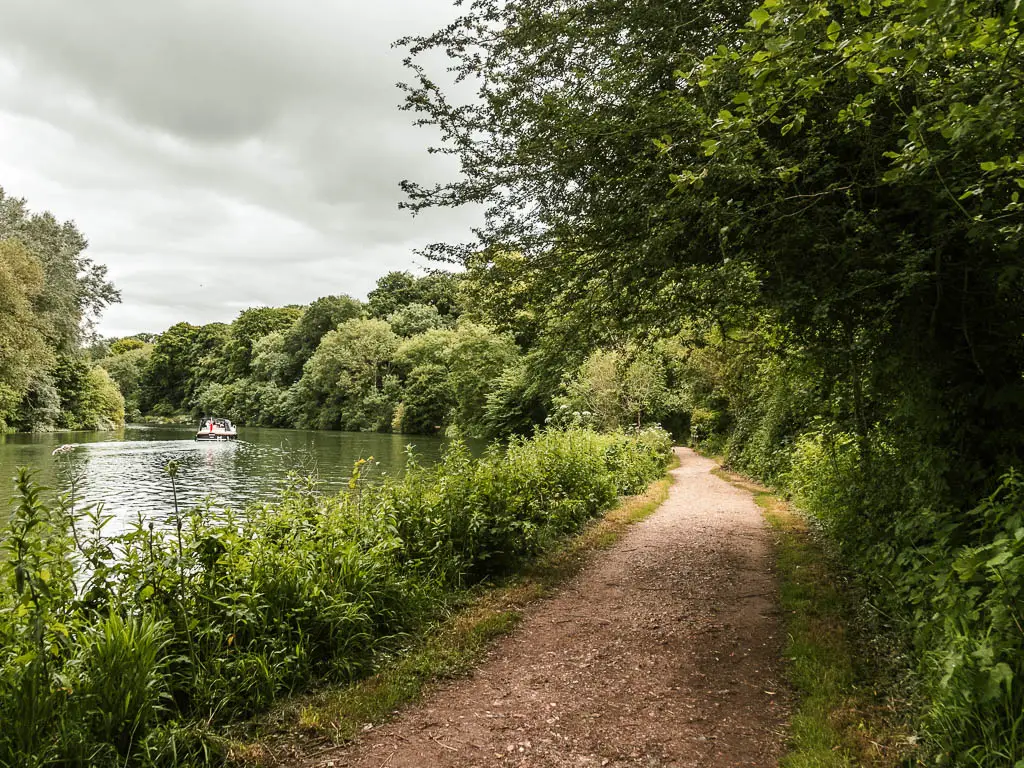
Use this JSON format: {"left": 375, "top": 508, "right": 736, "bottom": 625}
{"left": 299, "top": 449, "right": 788, "bottom": 767}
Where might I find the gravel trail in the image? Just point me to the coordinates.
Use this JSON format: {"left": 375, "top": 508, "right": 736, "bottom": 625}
{"left": 302, "top": 448, "right": 789, "bottom": 768}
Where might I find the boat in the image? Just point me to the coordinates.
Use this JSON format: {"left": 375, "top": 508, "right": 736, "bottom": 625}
{"left": 195, "top": 417, "right": 238, "bottom": 441}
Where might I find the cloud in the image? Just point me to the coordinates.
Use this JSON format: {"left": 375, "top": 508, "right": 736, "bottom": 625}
{"left": 0, "top": 0, "right": 478, "bottom": 336}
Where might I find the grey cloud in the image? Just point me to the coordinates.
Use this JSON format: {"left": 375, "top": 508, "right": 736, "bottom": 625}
{"left": 0, "top": 0, "right": 477, "bottom": 336}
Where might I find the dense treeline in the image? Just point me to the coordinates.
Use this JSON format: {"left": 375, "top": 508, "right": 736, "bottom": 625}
{"left": 0, "top": 188, "right": 122, "bottom": 432}
{"left": 99, "top": 268, "right": 689, "bottom": 439}
{"left": 0, "top": 428, "right": 671, "bottom": 766}
{"left": 398, "top": 0, "right": 1024, "bottom": 763}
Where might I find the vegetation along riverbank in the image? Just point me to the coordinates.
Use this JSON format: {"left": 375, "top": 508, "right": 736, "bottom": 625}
{"left": 0, "top": 427, "right": 671, "bottom": 766}
{"left": 3, "top": 0, "right": 1024, "bottom": 765}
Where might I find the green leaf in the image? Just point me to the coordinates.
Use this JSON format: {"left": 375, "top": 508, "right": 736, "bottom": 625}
{"left": 701, "top": 139, "right": 720, "bottom": 156}
{"left": 733, "top": 92, "right": 752, "bottom": 105}
{"left": 751, "top": 8, "right": 771, "bottom": 29}
{"left": 981, "top": 161, "right": 999, "bottom": 171}
{"left": 827, "top": 20, "right": 841, "bottom": 41}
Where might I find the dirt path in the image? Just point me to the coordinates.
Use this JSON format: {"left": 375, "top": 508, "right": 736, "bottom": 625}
{"left": 303, "top": 448, "right": 789, "bottom": 768}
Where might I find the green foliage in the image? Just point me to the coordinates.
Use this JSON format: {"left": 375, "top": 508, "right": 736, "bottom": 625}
{"left": 225, "top": 306, "right": 302, "bottom": 379}
{"left": 0, "top": 240, "right": 52, "bottom": 431}
{"left": 366, "top": 271, "right": 461, "bottom": 320}
{"left": 0, "top": 428, "right": 670, "bottom": 766}
{"left": 0, "top": 186, "right": 119, "bottom": 355}
{"left": 387, "top": 302, "right": 449, "bottom": 337}
{"left": 100, "top": 345, "right": 154, "bottom": 421}
{"left": 298, "top": 318, "right": 401, "bottom": 431}
{"left": 279, "top": 295, "right": 362, "bottom": 381}
{"left": 0, "top": 187, "right": 120, "bottom": 433}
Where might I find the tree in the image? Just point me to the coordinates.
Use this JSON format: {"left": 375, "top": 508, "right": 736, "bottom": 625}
{"left": 0, "top": 240, "right": 51, "bottom": 431}
{"left": 0, "top": 187, "right": 119, "bottom": 430}
{"left": 387, "top": 303, "right": 448, "bottom": 337}
{"left": 141, "top": 323, "right": 201, "bottom": 413}
{"left": 280, "top": 295, "right": 363, "bottom": 380}
{"left": 109, "top": 338, "right": 146, "bottom": 356}
{"left": 226, "top": 306, "right": 302, "bottom": 379}
{"left": 401, "top": 0, "right": 1024, "bottom": 495}
{"left": 394, "top": 363, "right": 452, "bottom": 434}
{"left": 298, "top": 318, "right": 400, "bottom": 431}
{"left": 621, "top": 351, "right": 667, "bottom": 429}
{"left": 394, "top": 322, "right": 519, "bottom": 437}
{"left": 366, "top": 271, "right": 462, "bottom": 319}
{"left": 251, "top": 330, "right": 290, "bottom": 385}
{"left": 561, "top": 349, "right": 622, "bottom": 431}
{"left": 99, "top": 344, "right": 153, "bottom": 421}
{"left": 0, "top": 186, "right": 119, "bottom": 352}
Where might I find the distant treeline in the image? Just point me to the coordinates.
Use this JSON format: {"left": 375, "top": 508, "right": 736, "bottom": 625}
{"left": 95, "top": 268, "right": 697, "bottom": 440}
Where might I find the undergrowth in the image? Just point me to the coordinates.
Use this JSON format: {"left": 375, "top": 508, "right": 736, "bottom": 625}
{"left": 0, "top": 427, "right": 672, "bottom": 767}
{"left": 230, "top": 458, "right": 678, "bottom": 764}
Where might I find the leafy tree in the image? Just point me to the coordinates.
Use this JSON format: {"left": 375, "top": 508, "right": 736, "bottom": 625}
{"left": 280, "top": 295, "right": 363, "bottom": 380}
{"left": 395, "top": 322, "right": 519, "bottom": 437}
{"left": 400, "top": 0, "right": 1024, "bottom": 494}
{"left": 482, "top": 355, "right": 550, "bottom": 438}
{"left": 226, "top": 306, "right": 302, "bottom": 379}
{"left": 387, "top": 303, "right": 448, "bottom": 337}
{"left": 298, "top": 318, "right": 400, "bottom": 431}
{"left": 0, "top": 187, "right": 120, "bottom": 431}
{"left": 109, "top": 338, "right": 146, "bottom": 356}
{"left": 98, "top": 345, "right": 153, "bottom": 421}
{"left": 395, "top": 363, "right": 453, "bottom": 434}
{"left": 621, "top": 351, "right": 668, "bottom": 429}
{"left": 0, "top": 240, "right": 52, "bottom": 431}
{"left": 561, "top": 350, "right": 622, "bottom": 430}
{"left": 141, "top": 323, "right": 201, "bottom": 413}
{"left": 250, "top": 330, "right": 290, "bottom": 385}
{"left": 0, "top": 186, "right": 119, "bottom": 352}
{"left": 366, "top": 271, "right": 462, "bottom": 319}
{"left": 50, "top": 355, "right": 124, "bottom": 430}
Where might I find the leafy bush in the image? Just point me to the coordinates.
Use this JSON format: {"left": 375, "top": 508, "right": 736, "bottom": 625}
{"left": 0, "top": 427, "right": 670, "bottom": 766}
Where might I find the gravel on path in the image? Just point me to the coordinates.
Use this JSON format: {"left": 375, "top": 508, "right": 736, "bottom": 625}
{"left": 301, "top": 448, "right": 789, "bottom": 768}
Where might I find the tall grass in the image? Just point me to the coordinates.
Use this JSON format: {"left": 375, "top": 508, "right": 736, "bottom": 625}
{"left": 0, "top": 427, "right": 671, "bottom": 767}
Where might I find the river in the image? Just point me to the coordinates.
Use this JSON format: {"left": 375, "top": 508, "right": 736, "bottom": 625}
{"left": 0, "top": 424, "right": 460, "bottom": 529}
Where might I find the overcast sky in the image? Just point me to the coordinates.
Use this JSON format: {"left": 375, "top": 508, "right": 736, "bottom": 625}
{"left": 0, "top": 0, "right": 477, "bottom": 337}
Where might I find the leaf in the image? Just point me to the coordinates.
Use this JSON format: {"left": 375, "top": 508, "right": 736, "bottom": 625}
{"left": 982, "top": 662, "right": 1013, "bottom": 702}
{"left": 981, "top": 161, "right": 999, "bottom": 171}
{"left": 751, "top": 8, "right": 771, "bottom": 29}
{"left": 733, "top": 92, "right": 752, "bottom": 105}
{"left": 827, "top": 20, "right": 841, "bottom": 40}
{"left": 701, "top": 139, "right": 720, "bottom": 156}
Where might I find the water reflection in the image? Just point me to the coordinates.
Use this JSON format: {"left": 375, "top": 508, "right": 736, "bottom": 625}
{"left": 0, "top": 424, "right": 461, "bottom": 527}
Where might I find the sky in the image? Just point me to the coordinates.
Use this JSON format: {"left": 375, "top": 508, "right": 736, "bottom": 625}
{"left": 0, "top": 0, "right": 478, "bottom": 337}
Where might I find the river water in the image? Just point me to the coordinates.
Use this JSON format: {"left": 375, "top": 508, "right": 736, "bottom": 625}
{"left": 0, "top": 424, "right": 457, "bottom": 529}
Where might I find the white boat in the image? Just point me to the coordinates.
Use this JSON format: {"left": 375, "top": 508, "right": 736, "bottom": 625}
{"left": 195, "top": 417, "right": 238, "bottom": 441}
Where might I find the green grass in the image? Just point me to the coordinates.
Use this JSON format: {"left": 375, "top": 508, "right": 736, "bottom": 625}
{"left": 711, "top": 467, "right": 908, "bottom": 768}
{"left": 226, "top": 454, "right": 679, "bottom": 765}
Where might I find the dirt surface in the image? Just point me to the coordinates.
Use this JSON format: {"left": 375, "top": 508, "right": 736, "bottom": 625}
{"left": 302, "top": 448, "right": 789, "bottom": 768}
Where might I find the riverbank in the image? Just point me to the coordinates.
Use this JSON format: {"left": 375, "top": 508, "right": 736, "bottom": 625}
{"left": 0, "top": 427, "right": 672, "bottom": 767}
{"left": 241, "top": 449, "right": 788, "bottom": 768}
{"left": 228, "top": 453, "right": 680, "bottom": 763}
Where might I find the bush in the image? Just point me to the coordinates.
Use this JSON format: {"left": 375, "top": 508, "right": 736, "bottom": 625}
{"left": 0, "top": 427, "right": 670, "bottom": 766}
